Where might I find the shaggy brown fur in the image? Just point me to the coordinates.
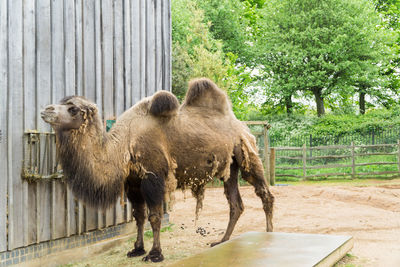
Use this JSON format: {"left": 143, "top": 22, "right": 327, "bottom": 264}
{"left": 41, "top": 78, "right": 274, "bottom": 263}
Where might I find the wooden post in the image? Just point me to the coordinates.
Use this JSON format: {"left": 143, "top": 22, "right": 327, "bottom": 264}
{"left": 351, "top": 142, "right": 355, "bottom": 179}
{"left": 302, "top": 144, "right": 307, "bottom": 180}
{"left": 397, "top": 140, "right": 400, "bottom": 175}
{"left": 269, "top": 148, "right": 276, "bottom": 186}
{"left": 263, "top": 124, "right": 271, "bottom": 185}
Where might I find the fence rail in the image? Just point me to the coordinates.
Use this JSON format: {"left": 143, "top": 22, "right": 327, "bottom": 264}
{"left": 272, "top": 141, "right": 400, "bottom": 180}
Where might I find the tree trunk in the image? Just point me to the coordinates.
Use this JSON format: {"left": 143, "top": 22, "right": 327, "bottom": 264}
{"left": 312, "top": 88, "right": 325, "bottom": 117}
{"left": 285, "top": 95, "right": 293, "bottom": 114}
{"left": 359, "top": 91, "right": 366, "bottom": 115}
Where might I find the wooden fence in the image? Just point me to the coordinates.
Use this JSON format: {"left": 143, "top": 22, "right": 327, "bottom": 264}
{"left": 272, "top": 141, "right": 400, "bottom": 180}
{"left": 244, "top": 121, "right": 274, "bottom": 185}
{"left": 0, "top": 0, "right": 171, "bottom": 253}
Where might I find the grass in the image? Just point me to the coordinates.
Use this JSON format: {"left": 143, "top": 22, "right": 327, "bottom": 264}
{"left": 144, "top": 223, "right": 175, "bottom": 239}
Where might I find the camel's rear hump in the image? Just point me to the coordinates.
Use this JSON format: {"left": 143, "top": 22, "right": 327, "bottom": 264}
{"left": 183, "top": 78, "right": 230, "bottom": 114}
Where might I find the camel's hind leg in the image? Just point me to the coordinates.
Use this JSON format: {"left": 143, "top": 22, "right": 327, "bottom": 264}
{"left": 241, "top": 167, "right": 274, "bottom": 232}
{"left": 211, "top": 160, "right": 244, "bottom": 247}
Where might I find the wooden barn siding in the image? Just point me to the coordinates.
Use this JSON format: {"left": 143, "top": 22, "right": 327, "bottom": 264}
{"left": 0, "top": 0, "right": 171, "bottom": 252}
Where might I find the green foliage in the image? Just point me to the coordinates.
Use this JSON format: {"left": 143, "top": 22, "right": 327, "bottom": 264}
{"left": 171, "top": 0, "right": 229, "bottom": 99}
{"left": 255, "top": 0, "right": 394, "bottom": 116}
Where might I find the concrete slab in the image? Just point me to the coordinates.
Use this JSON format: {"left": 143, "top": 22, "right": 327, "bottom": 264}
{"left": 168, "top": 232, "right": 353, "bottom": 267}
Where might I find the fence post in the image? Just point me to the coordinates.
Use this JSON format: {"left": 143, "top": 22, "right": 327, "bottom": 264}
{"left": 351, "top": 141, "right": 355, "bottom": 179}
{"left": 398, "top": 140, "right": 400, "bottom": 175}
{"left": 269, "top": 148, "right": 275, "bottom": 186}
{"left": 264, "top": 124, "right": 271, "bottom": 185}
{"left": 302, "top": 143, "right": 307, "bottom": 180}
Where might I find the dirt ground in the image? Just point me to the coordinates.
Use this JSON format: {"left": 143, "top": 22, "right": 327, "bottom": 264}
{"left": 66, "top": 179, "right": 400, "bottom": 267}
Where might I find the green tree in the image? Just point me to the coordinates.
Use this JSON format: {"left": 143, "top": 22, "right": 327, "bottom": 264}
{"left": 171, "top": 0, "right": 229, "bottom": 99}
{"left": 256, "top": 0, "right": 392, "bottom": 116}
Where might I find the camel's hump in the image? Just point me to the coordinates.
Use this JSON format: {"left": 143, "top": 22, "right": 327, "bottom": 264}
{"left": 183, "top": 78, "right": 230, "bottom": 114}
{"left": 149, "top": 91, "right": 179, "bottom": 117}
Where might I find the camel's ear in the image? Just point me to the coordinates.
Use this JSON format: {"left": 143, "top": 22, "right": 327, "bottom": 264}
{"left": 84, "top": 103, "right": 98, "bottom": 118}
{"left": 149, "top": 91, "right": 179, "bottom": 117}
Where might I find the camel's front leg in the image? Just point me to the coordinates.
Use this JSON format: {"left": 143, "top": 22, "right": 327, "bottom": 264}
{"left": 142, "top": 203, "right": 164, "bottom": 262}
{"left": 126, "top": 177, "right": 147, "bottom": 257}
{"left": 127, "top": 200, "right": 146, "bottom": 257}
{"left": 141, "top": 172, "right": 165, "bottom": 262}
{"left": 211, "top": 160, "right": 244, "bottom": 247}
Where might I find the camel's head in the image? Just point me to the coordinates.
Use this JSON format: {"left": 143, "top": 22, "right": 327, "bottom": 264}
{"left": 41, "top": 96, "right": 97, "bottom": 131}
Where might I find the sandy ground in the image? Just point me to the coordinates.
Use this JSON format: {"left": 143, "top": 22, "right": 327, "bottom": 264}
{"left": 66, "top": 180, "right": 400, "bottom": 267}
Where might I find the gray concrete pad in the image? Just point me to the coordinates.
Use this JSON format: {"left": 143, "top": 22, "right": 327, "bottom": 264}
{"left": 168, "top": 232, "right": 353, "bottom": 267}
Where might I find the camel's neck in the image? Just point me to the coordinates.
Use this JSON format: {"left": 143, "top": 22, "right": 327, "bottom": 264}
{"left": 57, "top": 115, "right": 129, "bottom": 209}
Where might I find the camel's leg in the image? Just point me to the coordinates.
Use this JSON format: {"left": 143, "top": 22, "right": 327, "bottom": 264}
{"left": 126, "top": 178, "right": 147, "bottom": 257}
{"left": 141, "top": 172, "right": 165, "bottom": 262}
{"left": 211, "top": 160, "right": 244, "bottom": 247}
{"left": 241, "top": 167, "right": 274, "bottom": 232}
{"left": 142, "top": 202, "right": 164, "bottom": 262}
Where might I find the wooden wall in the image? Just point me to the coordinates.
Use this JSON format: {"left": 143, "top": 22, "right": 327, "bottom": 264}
{"left": 0, "top": 0, "right": 171, "bottom": 251}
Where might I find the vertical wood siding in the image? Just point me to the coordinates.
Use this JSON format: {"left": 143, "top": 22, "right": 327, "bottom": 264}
{"left": 0, "top": 0, "right": 171, "bottom": 252}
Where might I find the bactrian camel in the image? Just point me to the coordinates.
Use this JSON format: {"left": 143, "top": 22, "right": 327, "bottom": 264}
{"left": 41, "top": 78, "right": 274, "bottom": 262}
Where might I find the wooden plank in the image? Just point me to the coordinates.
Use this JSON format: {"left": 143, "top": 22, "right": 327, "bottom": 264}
{"left": 131, "top": 0, "right": 141, "bottom": 104}
{"left": 8, "top": 0, "right": 26, "bottom": 249}
{"left": 357, "top": 171, "right": 399, "bottom": 176}
{"left": 75, "top": 0, "right": 85, "bottom": 234}
{"left": 51, "top": 0, "right": 67, "bottom": 240}
{"left": 114, "top": 0, "right": 124, "bottom": 224}
{"left": 351, "top": 142, "right": 355, "bottom": 178}
{"left": 155, "top": 0, "right": 162, "bottom": 92}
{"left": 83, "top": 0, "right": 97, "bottom": 231}
{"left": 302, "top": 144, "right": 306, "bottom": 179}
{"left": 269, "top": 148, "right": 276, "bottom": 186}
{"left": 23, "top": 0, "right": 38, "bottom": 246}
{"left": 245, "top": 121, "right": 269, "bottom": 126}
{"left": 75, "top": 0, "right": 83, "bottom": 96}
{"left": 64, "top": 0, "right": 77, "bottom": 237}
{"left": 307, "top": 164, "right": 353, "bottom": 170}
{"left": 83, "top": 0, "right": 96, "bottom": 101}
{"left": 309, "top": 145, "right": 350, "bottom": 150}
{"left": 308, "top": 173, "right": 350, "bottom": 178}
{"left": 163, "top": 0, "right": 171, "bottom": 92}
{"left": 146, "top": 0, "right": 156, "bottom": 96}
{"left": 275, "top": 166, "right": 304, "bottom": 170}
{"left": 356, "top": 152, "right": 397, "bottom": 157}
{"left": 275, "top": 174, "right": 303, "bottom": 178}
{"left": 0, "top": 0, "right": 8, "bottom": 252}
{"left": 94, "top": 0, "right": 104, "bottom": 230}
{"left": 355, "top": 162, "right": 397, "bottom": 167}
{"left": 398, "top": 140, "right": 400, "bottom": 175}
{"left": 356, "top": 144, "right": 397, "bottom": 149}
{"left": 124, "top": 0, "right": 132, "bottom": 110}
{"left": 140, "top": 0, "right": 146, "bottom": 98}
{"left": 102, "top": 0, "right": 115, "bottom": 227}
{"left": 274, "top": 147, "right": 303, "bottom": 151}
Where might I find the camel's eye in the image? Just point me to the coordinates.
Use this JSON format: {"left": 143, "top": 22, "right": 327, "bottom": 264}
{"left": 68, "top": 106, "right": 80, "bottom": 116}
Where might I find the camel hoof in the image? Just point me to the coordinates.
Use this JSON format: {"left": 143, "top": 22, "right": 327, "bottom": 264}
{"left": 142, "top": 251, "right": 164, "bottom": 262}
{"left": 127, "top": 248, "right": 146, "bottom": 257}
{"left": 210, "top": 241, "right": 222, "bottom": 247}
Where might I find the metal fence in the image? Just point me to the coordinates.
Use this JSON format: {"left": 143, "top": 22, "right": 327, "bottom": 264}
{"left": 0, "top": 0, "right": 171, "bottom": 255}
